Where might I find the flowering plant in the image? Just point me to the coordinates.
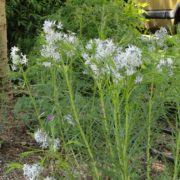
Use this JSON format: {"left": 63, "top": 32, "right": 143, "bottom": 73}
{"left": 9, "top": 20, "right": 180, "bottom": 180}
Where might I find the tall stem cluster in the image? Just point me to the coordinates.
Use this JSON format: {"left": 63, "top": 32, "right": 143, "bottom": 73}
{"left": 63, "top": 64, "right": 99, "bottom": 179}
{"left": 123, "top": 85, "right": 130, "bottom": 180}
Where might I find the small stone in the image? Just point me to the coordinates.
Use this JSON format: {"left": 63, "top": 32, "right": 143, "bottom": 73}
{"left": 21, "top": 141, "right": 27, "bottom": 146}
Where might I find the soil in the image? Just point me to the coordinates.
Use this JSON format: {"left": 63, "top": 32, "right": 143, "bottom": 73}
{"left": 0, "top": 116, "right": 176, "bottom": 180}
{"left": 0, "top": 122, "right": 36, "bottom": 180}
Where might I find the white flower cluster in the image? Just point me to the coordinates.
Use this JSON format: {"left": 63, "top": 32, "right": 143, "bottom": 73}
{"left": 63, "top": 114, "right": 75, "bottom": 126}
{"left": 34, "top": 129, "right": 49, "bottom": 149}
{"left": 82, "top": 39, "right": 117, "bottom": 78}
{"left": 41, "top": 20, "right": 78, "bottom": 63}
{"left": 34, "top": 129, "right": 60, "bottom": 151}
{"left": 23, "top": 163, "right": 43, "bottom": 180}
{"left": 10, "top": 46, "right": 28, "bottom": 71}
{"left": 157, "top": 58, "right": 173, "bottom": 74}
{"left": 85, "top": 38, "right": 117, "bottom": 59}
{"left": 154, "top": 27, "right": 168, "bottom": 48}
{"left": 140, "top": 28, "right": 168, "bottom": 49}
{"left": 154, "top": 27, "right": 168, "bottom": 39}
{"left": 51, "top": 138, "right": 61, "bottom": 151}
{"left": 40, "top": 21, "right": 143, "bottom": 81}
{"left": 82, "top": 39, "right": 142, "bottom": 82}
{"left": 113, "top": 45, "right": 142, "bottom": 76}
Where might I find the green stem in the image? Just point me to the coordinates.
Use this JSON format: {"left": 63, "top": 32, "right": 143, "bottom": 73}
{"left": 147, "top": 84, "right": 153, "bottom": 180}
{"left": 173, "top": 131, "right": 180, "bottom": 180}
{"left": 63, "top": 65, "right": 99, "bottom": 179}
{"left": 51, "top": 65, "right": 64, "bottom": 140}
{"left": 173, "top": 102, "right": 180, "bottom": 180}
{"left": 112, "top": 86, "right": 122, "bottom": 172}
{"left": 22, "top": 70, "right": 42, "bottom": 127}
{"left": 98, "top": 82, "right": 114, "bottom": 161}
{"left": 99, "top": 4, "right": 106, "bottom": 39}
{"left": 123, "top": 87, "right": 130, "bottom": 180}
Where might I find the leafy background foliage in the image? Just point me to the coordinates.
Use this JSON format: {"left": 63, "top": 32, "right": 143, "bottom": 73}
{"left": 49, "top": 0, "right": 145, "bottom": 42}
{"left": 6, "top": 0, "right": 65, "bottom": 53}
{"left": 6, "top": 0, "right": 145, "bottom": 53}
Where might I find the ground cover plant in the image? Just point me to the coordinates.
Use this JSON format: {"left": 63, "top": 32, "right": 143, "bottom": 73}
{"left": 1, "top": 0, "right": 179, "bottom": 179}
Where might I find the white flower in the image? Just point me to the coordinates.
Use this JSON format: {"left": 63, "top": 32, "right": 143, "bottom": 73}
{"left": 34, "top": 129, "right": 49, "bottom": 149}
{"left": 10, "top": 46, "right": 28, "bottom": 70}
{"left": 42, "top": 62, "right": 52, "bottom": 68}
{"left": 10, "top": 46, "right": 20, "bottom": 66}
{"left": 44, "top": 177, "right": 56, "bottom": 180}
{"left": 84, "top": 38, "right": 117, "bottom": 60}
{"left": 57, "top": 22, "right": 63, "bottom": 30}
{"left": 113, "top": 45, "right": 142, "bottom": 76}
{"left": 41, "top": 44, "right": 60, "bottom": 61}
{"left": 159, "top": 59, "right": 166, "bottom": 66}
{"left": 10, "top": 46, "right": 20, "bottom": 57}
{"left": 154, "top": 27, "right": 168, "bottom": 48}
{"left": 64, "top": 114, "right": 75, "bottom": 126}
{"left": 166, "top": 58, "right": 173, "bottom": 65}
{"left": 126, "top": 67, "right": 135, "bottom": 76}
{"left": 23, "top": 163, "right": 43, "bottom": 180}
{"left": 43, "top": 20, "right": 56, "bottom": 33}
{"left": 154, "top": 27, "right": 168, "bottom": 39}
{"left": 20, "top": 54, "right": 28, "bottom": 65}
{"left": 156, "top": 58, "right": 173, "bottom": 73}
{"left": 135, "top": 75, "right": 143, "bottom": 84}
{"left": 64, "top": 34, "right": 77, "bottom": 44}
{"left": 11, "top": 54, "right": 20, "bottom": 65}
{"left": 11, "top": 64, "right": 17, "bottom": 71}
{"left": 124, "top": 45, "right": 142, "bottom": 68}
{"left": 52, "top": 138, "right": 60, "bottom": 151}
{"left": 95, "top": 39, "right": 117, "bottom": 60}
{"left": 34, "top": 129, "right": 61, "bottom": 151}
{"left": 82, "top": 53, "right": 89, "bottom": 60}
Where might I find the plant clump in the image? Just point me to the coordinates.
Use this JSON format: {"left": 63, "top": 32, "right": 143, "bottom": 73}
{"left": 6, "top": 2, "right": 180, "bottom": 179}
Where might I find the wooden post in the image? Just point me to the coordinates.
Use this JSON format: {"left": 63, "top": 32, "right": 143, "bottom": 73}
{"left": 0, "top": 0, "right": 13, "bottom": 140}
{"left": 0, "top": 0, "right": 8, "bottom": 78}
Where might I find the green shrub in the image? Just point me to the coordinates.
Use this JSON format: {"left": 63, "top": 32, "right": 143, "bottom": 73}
{"left": 48, "top": 0, "right": 145, "bottom": 43}
{"left": 6, "top": 0, "right": 65, "bottom": 53}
